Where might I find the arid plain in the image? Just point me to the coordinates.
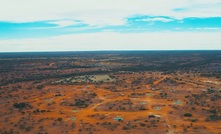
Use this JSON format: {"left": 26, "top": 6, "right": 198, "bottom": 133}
{"left": 0, "top": 51, "right": 220, "bottom": 134}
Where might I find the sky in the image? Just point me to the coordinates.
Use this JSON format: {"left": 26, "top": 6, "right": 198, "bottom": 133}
{"left": 0, "top": 0, "right": 221, "bottom": 52}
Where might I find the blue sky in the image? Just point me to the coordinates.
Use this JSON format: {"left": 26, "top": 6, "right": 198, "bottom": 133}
{"left": 0, "top": 0, "right": 221, "bottom": 51}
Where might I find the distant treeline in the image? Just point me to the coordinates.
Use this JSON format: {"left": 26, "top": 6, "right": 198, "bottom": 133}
{"left": 1, "top": 51, "right": 220, "bottom": 85}
{"left": 1, "top": 50, "right": 221, "bottom": 58}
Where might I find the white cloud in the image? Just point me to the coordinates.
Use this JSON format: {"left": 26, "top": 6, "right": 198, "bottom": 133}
{"left": 48, "top": 20, "right": 82, "bottom": 27}
{"left": 0, "top": 0, "right": 220, "bottom": 26}
{"left": 189, "top": 28, "right": 221, "bottom": 30}
{"left": 0, "top": 32, "right": 220, "bottom": 52}
{"left": 142, "top": 17, "right": 174, "bottom": 22}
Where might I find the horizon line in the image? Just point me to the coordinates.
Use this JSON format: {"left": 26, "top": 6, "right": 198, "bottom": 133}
{"left": 0, "top": 49, "right": 221, "bottom": 53}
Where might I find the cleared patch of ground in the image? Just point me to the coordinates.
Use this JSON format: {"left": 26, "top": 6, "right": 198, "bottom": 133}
{"left": 54, "top": 74, "right": 116, "bottom": 84}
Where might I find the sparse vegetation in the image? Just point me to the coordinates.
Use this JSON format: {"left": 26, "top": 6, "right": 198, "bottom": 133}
{"left": 184, "top": 113, "right": 192, "bottom": 117}
{"left": 0, "top": 51, "right": 220, "bottom": 133}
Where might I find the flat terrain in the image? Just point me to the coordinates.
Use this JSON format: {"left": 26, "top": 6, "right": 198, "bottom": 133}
{"left": 0, "top": 51, "right": 220, "bottom": 134}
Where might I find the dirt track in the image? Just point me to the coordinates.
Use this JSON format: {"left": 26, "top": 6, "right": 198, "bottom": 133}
{"left": 72, "top": 76, "right": 168, "bottom": 133}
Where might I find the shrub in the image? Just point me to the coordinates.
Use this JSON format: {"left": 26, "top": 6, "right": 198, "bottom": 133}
{"left": 184, "top": 113, "right": 192, "bottom": 117}
{"left": 57, "top": 118, "right": 62, "bottom": 121}
{"left": 13, "top": 102, "right": 27, "bottom": 109}
{"left": 140, "top": 123, "right": 146, "bottom": 127}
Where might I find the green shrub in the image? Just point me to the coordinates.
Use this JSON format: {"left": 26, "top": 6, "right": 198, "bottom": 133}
{"left": 184, "top": 113, "right": 192, "bottom": 117}
{"left": 57, "top": 118, "right": 62, "bottom": 121}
